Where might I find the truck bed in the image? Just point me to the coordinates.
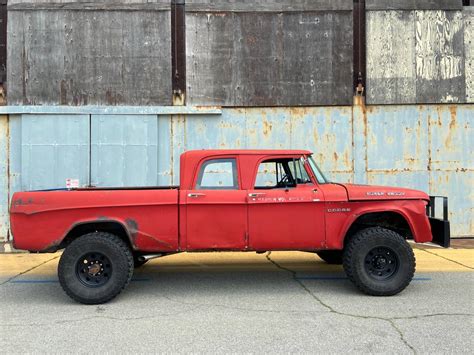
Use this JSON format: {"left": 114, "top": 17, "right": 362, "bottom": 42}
{"left": 10, "top": 188, "right": 180, "bottom": 252}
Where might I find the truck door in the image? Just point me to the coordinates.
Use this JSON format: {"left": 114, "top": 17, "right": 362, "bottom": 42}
{"left": 247, "top": 157, "right": 326, "bottom": 250}
{"left": 184, "top": 157, "right": 248, "bottom": 250}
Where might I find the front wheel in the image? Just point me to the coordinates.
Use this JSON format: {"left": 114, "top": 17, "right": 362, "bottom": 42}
{"left": 343, "top": 227, "right": 415, "bottom": 296}
{"left": 58, "top": 232, "right": 134, "bottom": 304}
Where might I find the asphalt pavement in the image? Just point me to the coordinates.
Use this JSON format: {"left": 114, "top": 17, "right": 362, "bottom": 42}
{"left": 1, "top": 245, "right": 473, "bottom": 353}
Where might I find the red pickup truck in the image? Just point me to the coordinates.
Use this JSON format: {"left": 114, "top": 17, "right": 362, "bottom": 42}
{"left": 10, "top": 150, "right": 450, "bottom": 304}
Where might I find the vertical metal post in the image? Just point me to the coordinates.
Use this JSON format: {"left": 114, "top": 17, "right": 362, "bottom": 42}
{"left": 172, "top": 0, "right": 186, "bottom": 105}
{"left": 353, "top": 0, "right": 366, "bottom": 96}
{"left": 0, "top": 0, "right": 7, "bottom": 104}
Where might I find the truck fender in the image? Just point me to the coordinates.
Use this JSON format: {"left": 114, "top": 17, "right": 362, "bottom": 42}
{"left": 59, "top": 218, "right": 137, "bottom": 251}
{"left": 333, "top": 208, "right": 416, "bottom": 249}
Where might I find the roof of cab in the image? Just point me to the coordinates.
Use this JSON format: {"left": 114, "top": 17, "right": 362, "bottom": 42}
{"left": 181, "top": 149, "right": 312, "bottom": 159}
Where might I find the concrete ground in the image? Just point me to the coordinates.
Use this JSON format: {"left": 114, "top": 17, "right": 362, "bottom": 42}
{"left": 0, "top": 244, "right": 473, "bottom": 354}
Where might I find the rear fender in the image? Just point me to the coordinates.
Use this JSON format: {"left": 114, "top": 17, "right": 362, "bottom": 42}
{"left": 58, "top": 218, "right": 136, "bottom": 251}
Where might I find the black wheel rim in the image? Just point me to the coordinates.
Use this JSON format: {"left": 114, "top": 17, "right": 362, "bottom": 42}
{"left": 75, "top": 252, "right": 112, "bottom": 287}
{"left": 364, "top": 246, "right": 399, "bottom": 281}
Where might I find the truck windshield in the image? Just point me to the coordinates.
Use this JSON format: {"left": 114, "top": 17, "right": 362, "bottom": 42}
{"left": 307, "top": 156, "right": 329, "bottom": 184}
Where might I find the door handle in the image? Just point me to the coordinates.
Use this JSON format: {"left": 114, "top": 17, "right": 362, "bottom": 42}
{"left": 188, "top": 193, "right": 206, "bottom": 198}
{"left": 248, "top": 192, "right": 266, "bottom": 198}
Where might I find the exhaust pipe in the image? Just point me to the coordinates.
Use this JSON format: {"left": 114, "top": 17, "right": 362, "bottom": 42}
{"left": 137, "top": 254, "right": 163, "bottom": 262}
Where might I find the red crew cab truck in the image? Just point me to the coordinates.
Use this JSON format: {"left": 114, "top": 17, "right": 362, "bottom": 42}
{"left": 10, "top": 150, "right": 450, "bottom": 304}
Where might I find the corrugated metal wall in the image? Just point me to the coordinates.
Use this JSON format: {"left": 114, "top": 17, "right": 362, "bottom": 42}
{"left": 2, "top": 104, "right": 472, "bottom": 238}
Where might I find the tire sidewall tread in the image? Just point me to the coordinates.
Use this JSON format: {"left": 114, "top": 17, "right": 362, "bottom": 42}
{"left": 343, "top": 227, "right": 415, "bottom": 296}
{"left": 58, "top": 232, "right": 134, "bottom": 304}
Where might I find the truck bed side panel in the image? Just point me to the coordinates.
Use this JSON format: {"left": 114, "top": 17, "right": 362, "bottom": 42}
{"left": 10, "top": 190, "right": 179, "bottom": 252}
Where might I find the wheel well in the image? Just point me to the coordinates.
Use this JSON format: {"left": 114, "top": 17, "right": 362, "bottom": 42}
{"left": 59, "top": 221, "right": 133, "bottom": 251}
{"left": 344, "top": 212, "right": 412, "bottom": 245}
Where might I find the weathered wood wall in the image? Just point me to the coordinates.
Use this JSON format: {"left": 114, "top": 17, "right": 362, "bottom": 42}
{"left": 366, "top": 0, "right": 471, "bottom": 104}
{"left": 4, "top": 0, "right": 474, "bottom": 106}
{"left": 7, "top": 1, "right": 172, "bottom": 105}
{"left": 186, "top": 0, "right": 354, "bottom": 106}
{"left": 465, "top": 7, "right": 474, "bottom": 102}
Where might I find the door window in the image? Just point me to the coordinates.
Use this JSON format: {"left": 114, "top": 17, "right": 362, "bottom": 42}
{"left": 196, "top": 158, "right": 238, "bottom": 190}
{"left": 254, "top": 158, "right": 311, "bottom": 189}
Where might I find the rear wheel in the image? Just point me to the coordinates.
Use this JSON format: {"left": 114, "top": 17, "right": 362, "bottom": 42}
{"left": 343, "top": 227, "right": 415, "bottom": 296}
{"left": 58, "top": 232, "right": 134, "bottom": 304}
{"left": 316, "top": 250, "right": 343, "bottom": 264}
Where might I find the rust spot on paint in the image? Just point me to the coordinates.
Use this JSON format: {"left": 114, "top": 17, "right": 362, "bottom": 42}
{"left": 445, "top": 105, "right": 458, "bottom": 148}
{"left": 12, "top": 198, "right": 33, "bottom": 207}
{"left": 289, "top": 107, "right": 309, "bottom": 118}
{"left": 262, "top": 120, "right": 272, "bottom": 136}
{"left": 42, "top": 239, "right": 62, "bottom": 252}
{"left": 333, "top": 152, "right": 338, "bottom": 161}
{"left": 125, "top": 218, "right": 139, "bottom": 239}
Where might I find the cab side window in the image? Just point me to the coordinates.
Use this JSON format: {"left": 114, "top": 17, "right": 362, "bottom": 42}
{"left": 196, "top": 159, "right": 238, "bottom": 190}
{"left": 254, "top": 158, "right": 311, "bottom": 189}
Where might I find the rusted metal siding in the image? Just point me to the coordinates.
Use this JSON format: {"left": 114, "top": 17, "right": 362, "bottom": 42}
{"left": 366, "top": 5, "right": 468, "bottom": 104}
{"left": 186, "top": 0, "right": 353, "bottom": 106}
{"left": 1, "top": 104, "right": 473, "bottom": 240}
{"left": 366, "top": 105, "right": 473, "bottom": 236}
{"left": 7, "top": 1, "right": 171, "bottom": 105}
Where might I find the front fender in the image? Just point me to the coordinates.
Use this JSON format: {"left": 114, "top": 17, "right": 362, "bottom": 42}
{"left": 325, "top": 200, "right": 431, "bottom": 249}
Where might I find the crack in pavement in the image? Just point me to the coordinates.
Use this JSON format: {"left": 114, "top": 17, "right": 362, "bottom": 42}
{"left": 2, "top": 306, "right": 203, "bottom": 327}
{"left": 418, "top": 248, "right": 474, "bottom": 270}
{"left": 157, "top": 293, "right": 328, "bottom": 315}
{"left": 0, "top": 255, "right": 60, "bottom": 286}
{"left": 265, "top": 252, "right": 420, "bottom": 353}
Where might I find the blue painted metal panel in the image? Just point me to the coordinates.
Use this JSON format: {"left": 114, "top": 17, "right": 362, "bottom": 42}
{"left": 429, "top": 171, "right": 473, "bottom": 236}
{"left": 8, "top": 115, "right": 22, "bottom": 196}
{"left": 367, "top": 105, "right": 429, "bottom": 172}
{"left": 157, "top": 115, "right": 173, "bottom": 186}
{"left": 289, "top": 107, "right": 353, "bottom": 181}
{"left": 365, "top": 105, "right": 473, "bottom": 236}
{"left": 161, "top": 107, "right": 354, "bottom": 184}
{"left": 427, "top": 105, "right": 473, "bottom": 171}
{"left": 21, "top": 114, "right": 90, "bottom": 190}
{"left": 91, "top": 115, "right": 158, "bottom": 187}
{"left": 352, "top": 100, "right": 368, "bottom": 184}
{"left": 2, "top": 104, "right": 472, "bottom": 237}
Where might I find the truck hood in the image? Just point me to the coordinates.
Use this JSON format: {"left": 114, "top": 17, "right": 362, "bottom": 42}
{"left": 338, "top": 183, "right": 429, "bottom": 201}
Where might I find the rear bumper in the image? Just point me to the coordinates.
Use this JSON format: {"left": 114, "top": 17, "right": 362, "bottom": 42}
{"left": 427, "top": 196, "right": 451, "bottom": 248}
